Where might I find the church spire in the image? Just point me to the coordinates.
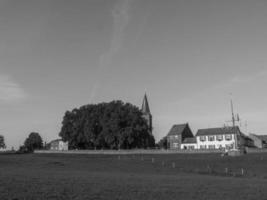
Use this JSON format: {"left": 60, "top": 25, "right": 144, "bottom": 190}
{"left": 141, "top": 93, "right": 150, "bottom": 114}
{"left": 141, "top": 93, "right": 152, "bottom": 133}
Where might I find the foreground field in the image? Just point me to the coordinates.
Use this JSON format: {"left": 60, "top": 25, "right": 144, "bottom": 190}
{"left": 0, "top": 153, "right": 267, "bottom": 200}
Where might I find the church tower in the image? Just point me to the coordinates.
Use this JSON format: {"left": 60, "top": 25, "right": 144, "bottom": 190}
{"left": 141, "top": 94, "right": 152, "bottom": 133}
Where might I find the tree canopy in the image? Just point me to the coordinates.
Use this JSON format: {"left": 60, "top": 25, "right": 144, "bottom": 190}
{"left": 157, "top": 136, "right": 168, "bottom": 149}
{"left": 0, "top": 135, "right": 6, "bottom": 149}
{"left": 59, "top": 101, "right": 155, "bottom": 150}
{"left": 24, "top": 132, "right": 43, "bottom": 152}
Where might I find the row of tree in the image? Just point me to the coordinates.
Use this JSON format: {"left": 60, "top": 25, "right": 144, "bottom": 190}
{"left": 3, "top": 100, "right": 158, "bottom": 152}
{"left": 0, "top": 135, "right": 6, "bottom": 149}
{"left": 59, "top": 101, "right": 155, "bottom": 149}
{"left": 0, "top": 132, "right": 43, "bottom": 153}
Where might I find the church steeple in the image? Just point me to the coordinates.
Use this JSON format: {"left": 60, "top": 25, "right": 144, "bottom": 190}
{"left": 141, "top": 93, "right": 152, "bottom": 133}
{"left": 142, "top": 93, "right": 151, "bottom": 114}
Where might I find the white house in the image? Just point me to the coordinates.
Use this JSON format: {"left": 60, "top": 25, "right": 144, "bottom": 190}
{"left": 49, "top": 139, "right": 68, "bottom": 151}
{"left": 195, "top": 126, "right": 245, "bottom": 151}
{"left": 181, "top": 137, "right": 197, "bottom": 150}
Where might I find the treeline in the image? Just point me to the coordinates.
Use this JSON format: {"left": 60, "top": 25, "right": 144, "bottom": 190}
{"left": 59, "top": 101, "right": 155, "bottom": 150}
{"left": 0, "top": 135, "right": 6, "bottom": 149}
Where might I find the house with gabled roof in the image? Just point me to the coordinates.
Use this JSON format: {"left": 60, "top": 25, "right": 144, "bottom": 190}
{"left": 249, "top": 134, "right": 267, "bottom": 148}
{"left": 167, "top": 123, "right": 195, "bottom": 149}
{"left": 195, "top": 126, "right": 248, "bottom": 150}
{"left": 49, "top": 139, "right": 68, "bottom": 151}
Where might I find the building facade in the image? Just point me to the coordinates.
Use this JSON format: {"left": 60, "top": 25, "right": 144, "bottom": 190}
{"left": 167, "top": 123, "right": 195, "bottom": 150}
{"left": 196, "top": 126, "right": 246, "bottom": 151}
{"left": 249, "top": 134, "right": 267, "bottom": 148}
{"left": 180, "top": 137, "right": 197, "bottom": 150}
{"left": 50, "top": 139, "right": 68, "bottom": 151}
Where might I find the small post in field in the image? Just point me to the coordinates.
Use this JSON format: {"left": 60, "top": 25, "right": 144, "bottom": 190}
{"left": 207, "top": 165, "right": 211, "bottom": 173}
{"left": 172, "top": 162, "right": 175, "bottom": 168}
{"left": 152, "top": 158, "right": 155, "bottom": 163}
{"left": 225, "top": 167, "right": 228, "bottom": 174}
{"left": 241, "top": 168, "right": 244, "bottom": 176}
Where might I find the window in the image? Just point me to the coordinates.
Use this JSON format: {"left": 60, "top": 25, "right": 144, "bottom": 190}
{"left": 200, "top": 145, "right": 206, "bottom": 149}
{"left": 216, "top": 135, "right": 223, "bottom": 141}
{"left": 208, "top": 145, "right": 215, "bottom": 149}
{"left": 173, "top": 143, "right": 178, "bottom": 148}
{"left": 225, "top": 134, "right": 232, "bottom": 141}
{"left": 208, "top": 136, "right": 215, "bottom": 141}
{"left": 200, "top": 136, "right": 206, "bottom": 141}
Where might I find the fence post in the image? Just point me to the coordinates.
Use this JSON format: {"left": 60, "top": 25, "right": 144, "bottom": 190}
{"left": 172, "top": 162, "right": 175, "bottom": 168}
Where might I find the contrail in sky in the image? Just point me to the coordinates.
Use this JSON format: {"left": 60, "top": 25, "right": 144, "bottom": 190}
{"left": 0, "top": 74, "right": 27, "bottom": 103}
{"left": 89, "top": 0, "right": 133, "bottom": 103}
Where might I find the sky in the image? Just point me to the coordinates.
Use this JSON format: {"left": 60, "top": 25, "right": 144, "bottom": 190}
{"left": 1, "top": 0, "right": 267, "bottom": 149}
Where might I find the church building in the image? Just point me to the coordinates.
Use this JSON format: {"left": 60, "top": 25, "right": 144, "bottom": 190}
{"left": 141, "top": 94, "right": 152, "bottom": 134}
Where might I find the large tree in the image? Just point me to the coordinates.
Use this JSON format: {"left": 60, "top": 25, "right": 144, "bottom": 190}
{"left": 24, "top": 132, "right": 43, "bottom": 152}
{"left": 0, "top": 135, "right": 6, "bottom": 149}
{"left": 59, "top": 101, "right": 155, "bottom": 150}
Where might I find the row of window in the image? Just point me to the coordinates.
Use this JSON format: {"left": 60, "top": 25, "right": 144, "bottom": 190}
{"left": 200, "top": 143, "right": 234, "bottom": 150}
{"left": 199, "top": 134, "right": 232, "bottom": 142}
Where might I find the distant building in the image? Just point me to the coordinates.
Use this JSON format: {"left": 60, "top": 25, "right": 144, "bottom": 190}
{"left": 167, "top": 123, "right": 195, "bottom": 149}
{"left": 195, "top": 126, "right": 248, "bottom": 150}
{"left": 49, "top": 139, "right": 68, "bottom": 151}
{"left": 141, "top": 94, "right": 152, "bottom": 134}
{"left": 249, "top": 134, "right": 267, "bottom": 148}
{"left": 181, "top": 137, "right": 197, "bottom": 150}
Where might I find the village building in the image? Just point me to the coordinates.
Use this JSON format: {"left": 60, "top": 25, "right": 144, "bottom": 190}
{"left": 49, "top": 139, "right": 68, "bottom": 151}
{"left": 180, "top": 137, "right": 197, "bottom": 150}
{"left": 195, "top": 126, "right": 248, "bottom": 150}
{"left": 249, "top": 134, "right": 267, "bottom": 148}
{"left": 167, "top": 123, "right": 195, "bottom": 149}
{"left": 141, "top": 94, "right": 152, "bottom": 134}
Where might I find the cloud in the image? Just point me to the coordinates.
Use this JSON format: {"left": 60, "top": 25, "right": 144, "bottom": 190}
{"left": 217, "top": 68, "right": 267, "bottom": 89}
{"left": 0, "top": 75, "right": 27, "bottom": 103}
{"left": 89, "top": 0, "right": 133, "bottom": 103}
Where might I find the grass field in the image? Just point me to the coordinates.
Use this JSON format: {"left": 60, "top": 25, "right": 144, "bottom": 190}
{"left": 0, "top": 153, "right": 267, "bottom": 200}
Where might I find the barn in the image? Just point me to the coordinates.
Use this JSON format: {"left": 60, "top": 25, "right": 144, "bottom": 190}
{"left": 166, "top": 123, "right": 195, "bottom": 150}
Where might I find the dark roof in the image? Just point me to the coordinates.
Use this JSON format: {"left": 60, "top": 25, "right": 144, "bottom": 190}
{"left": 182, "top": 137, "right": 196, "bottom": 144}
{"left": 49, "top": 139, "right": 62, "bottom": 144}
{"left": 196, "top": 126, "right": 240, "bottom": 136}
{"left": 167, "top": 124, "right": 188, "bottom": 136}
{"left": 141, "top": 94, "right": 151, "bottom": 114}
{"left": 251, "top": 134, "right": 267, "bottom": 142}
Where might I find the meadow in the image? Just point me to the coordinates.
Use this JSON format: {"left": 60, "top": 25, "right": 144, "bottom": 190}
{"left": 0, "top": 153, "right": 267, "bottom": 200}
